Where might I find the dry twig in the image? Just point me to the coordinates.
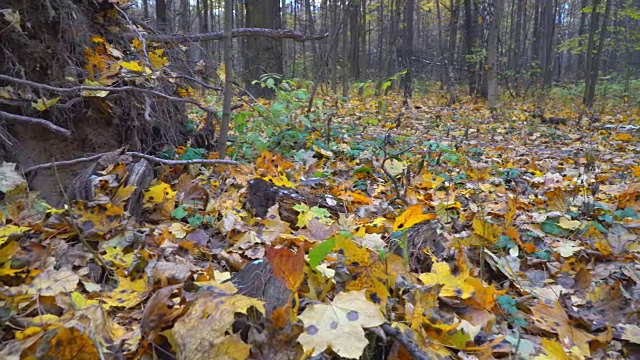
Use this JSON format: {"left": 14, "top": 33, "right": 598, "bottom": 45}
{"left": 0, "top": 110, "right": 71, "bottom": 137}
{"left": 0, "top": 74, "right": 217, "bottom": 116}
{"left": 23, "top": 151, "right": 240, "bottom": 173}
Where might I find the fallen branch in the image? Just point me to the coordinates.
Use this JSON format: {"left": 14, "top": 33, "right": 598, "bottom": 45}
{"left": 0, "top": 74, "right": 217, "bottom": 115}
{"left": 0, "top": 110, "right": 71, "bottom": 137}
{"left": 127, "top": 152, "right": 239, "bottom": 167}
{"left": 380, "top": 323, "right": 431, "bottom": 360}
{"left": 126, "top": 28, "right": 329, "bottom": 44}
{"left": 23, "top": 151, "right": 240, "bottom": 173}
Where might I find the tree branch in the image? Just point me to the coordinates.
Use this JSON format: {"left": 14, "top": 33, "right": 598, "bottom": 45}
{"left": 0, "top": 74, "right": 217, "bottom": 115}
{"left": 0, "top": 110, "right": 72, "bottom": 137}
{"left": 125, "top": 28, "right": 329, "bottom": 44}
{"left": 23, "top": 151, "right": 240, "bottom": 173}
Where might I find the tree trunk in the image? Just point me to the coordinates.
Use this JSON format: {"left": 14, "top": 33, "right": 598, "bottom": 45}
{"left": 487, "top": 0, "right": 502, "bottom": 107}
{"left": 512, "top": 0, "right": 524, "bottom": 93}
{"left": 447, "top": 0, "right": 460, "bottom": 99}
{"left": 243, "top": 0, "right": 283, "bottom": 98}
{"left": 219, "top": 0, "right": 234, "bottom": 156}
{"left": 281, "top": 0, "right": 291, "bottom": 78}
{"left": 584, "top": 0, "right": 612, "bottom": 107}
{"left": 576, "top": 0, "right": 589, "bottom": 79}
{"left": 348, "top": 0, "right": 361, "bottom": 80}
{"left": 156, "top": 0, "right": 168, "bottom": 31}
{"left": 463, "top": 0, "right": 480, "bottom": 96}
{"left": 180, "top": 0, "right": 190, "bottom": 33}
{"left": 400, "top": 0, "right": 414, "bottom": 106}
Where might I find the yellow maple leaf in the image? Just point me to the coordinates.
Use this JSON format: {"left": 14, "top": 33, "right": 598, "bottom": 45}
{"left": 149, "top": 49, "right": 169, "bottom": 69}
{"left": 472, "top": 217, "right": 501, "bottom": 244}
{"left": 102, "top": 274, "right": 150, "bottom": 308}
{"left": 536, "top": 338, "right": 571, "bottom": 359}
{"left": 143, "top": 182, "right": 175, "bottom": 206}
{"left": 72, "top": 201, "right": 125, "bottom": 235}
{"left": 119, "top": 60, "right": 143, "bottom": 72}
{"left": 131, "top": 38, "right": 142, "bottom": 51}
{"left": 0, "top": 224, "right": 30, "bottom": 246}
{"left": 419, "top": 261, "right": 475, "bottom": 299}
{"left": 336, "top": 236, "right": 389, "bottom": 305}
{"left": 393, "top": 204, "right": 436, "bottom": 231}
{"left": 31, "top": 96, "right": 60, "bottom": 111}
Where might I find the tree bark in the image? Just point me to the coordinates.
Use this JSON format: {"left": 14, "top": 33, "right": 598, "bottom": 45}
{"left": 463, "top": 0, "right": 480, "bottom": 96}
{"left": 243, "top": 0, "right": 284, "bottom": 98}
{"left": 401, "top": 0, "right": 415, "bottom": 106}
{"left": 487, "top": 0, "right": 502, "bottom": 107}
{"left": 218, "top": 0, "right": 234, "bottom": 156}
{"left": 156, "top": 0, "right": 168, "bottom": 31}
{"left": 583, "top": 0, "right": 612, "bottom": 107}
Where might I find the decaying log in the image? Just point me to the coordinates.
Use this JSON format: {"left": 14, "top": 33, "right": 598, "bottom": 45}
{"left": 245, "top": 178, "right": 344, "bottom": 225}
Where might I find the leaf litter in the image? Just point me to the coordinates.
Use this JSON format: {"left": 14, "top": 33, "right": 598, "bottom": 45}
{"left": 0, "top": 94, "right": 639, "bottom": 359}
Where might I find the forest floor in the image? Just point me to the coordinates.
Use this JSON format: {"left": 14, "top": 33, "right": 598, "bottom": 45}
{"left": 1, "top": 89, "right": 640, "bottom": 359}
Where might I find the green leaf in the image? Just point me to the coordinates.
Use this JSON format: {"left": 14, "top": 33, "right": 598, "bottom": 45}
{"left": 178, "top": 147, "right": 206, "bottom": 160}
{"left": 496, "top": 235, "right": 516, "bottom": 250}
{"left": 530, "top": 251, "right": 550, "bottom": 260}
{"left": 497, "top": 295, "right": 518, "bottom": 314}
{"left": 172, "top": 205, "right": 188, "bottom": 220}
{"left": 509, "top": 315, "right": 528, "bottom": 327}
{"left": 353, "top": 167, "right": 372, "bottom": 173}
{"left": 540, "top": 217, "right": 568, "bottom": 236}
{"left": 265, "top": 78, "right": 275, "bottom": 88}
{"left": 614, "top": 207, "right": 638, "bottom": 220}
{"left": 188, "top": 214, "right": 204, "bottom": 228}
{"left": 309, "top": 237, "right": 336, "bottom": 268}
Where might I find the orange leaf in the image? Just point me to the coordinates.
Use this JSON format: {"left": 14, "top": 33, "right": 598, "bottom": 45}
{"left": 265, "top": 246, "right": 305, "bottom": 291}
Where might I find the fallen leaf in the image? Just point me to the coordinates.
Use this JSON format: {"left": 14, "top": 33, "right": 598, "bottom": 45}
{"left": 297, "top": 290, "right": 385, "bottom": 359}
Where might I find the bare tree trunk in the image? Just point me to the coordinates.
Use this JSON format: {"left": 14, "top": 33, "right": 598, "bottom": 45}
{"left": 360, "top": 0, "right": 367, "bottom": 81}
{"left": 487, "top": 0, "right": 502, "bottom": 107}
{"left": 583, "top": 0, "right": 601, "bottom": 107}
{"left": 576, "top": 0, "right": 589, "bottom": 79}
{"left": 513, "top": 0, "right": 524, "bottom": 93}
{"left": 447, "top": 0, "right": 460, "bottom": 96}
{"left": 281, "top": 0, "right": 291, "bottom": 78}
{"left": 243, "top": 0, "right": 283, "bottom": 98}
{"left": 463, "top": 0, "right": 480, "bottom": 96}
{"left": 377, "top": 0, "right": 385, "bottom": 77}
{"left": 180, "top": 0, "right": 190, "bottom": 33}
{"left": 341, "top": 0, "right": 349, "bottom": 97}
{"left": 143, "top": 0, "right": 149, "bottom": 19}
{"left": 348, "top": 0, "right": 361, "bottom": 79}
{"left": 584, "top": 0, "right": 612, "bottom": 107}
{"left": 219, "top": 0, "right": 233, "bottom": 156}
{"left": 436, "top": 0, "right": 447, "bottom": 87}
{"left": 156, "top": 0, "right": 168, "bottom": 31}
{"left": 401, "top": 0, "right": 415, "bottom": 106}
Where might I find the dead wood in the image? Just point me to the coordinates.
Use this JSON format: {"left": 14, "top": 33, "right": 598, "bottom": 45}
{"left": 127, "top": 28, "right": 329, "bottom": 44}
{"left": 245, "top": 178, "right": 344, "bottom": 225}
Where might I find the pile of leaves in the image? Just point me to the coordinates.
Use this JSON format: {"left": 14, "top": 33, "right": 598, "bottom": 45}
{"left": 0, "top": 90, "right": 639, "bottom": 359}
